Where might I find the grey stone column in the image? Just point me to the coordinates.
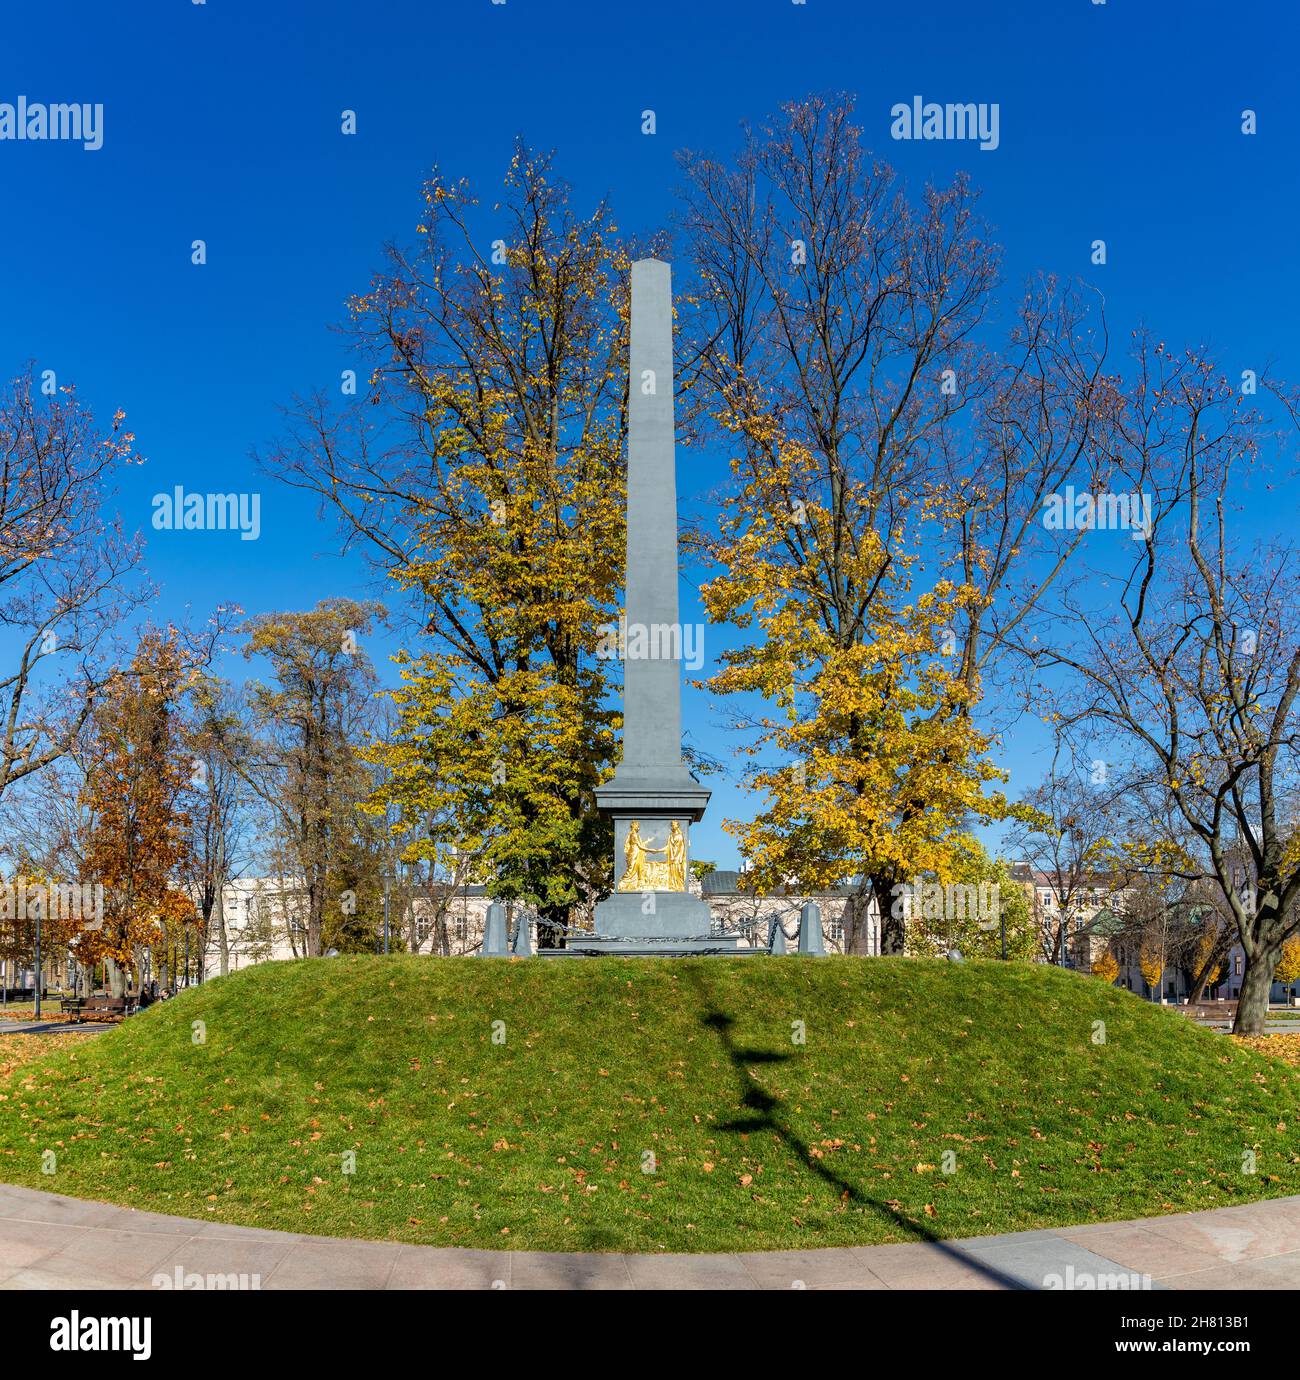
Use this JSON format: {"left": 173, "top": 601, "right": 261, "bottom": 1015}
{"left": 596, "top": 260, "right": 708, "bottom": 816}
{"left": 623, "top": 258, "right": 685, "bottom": 773}
{"left": 584, "top": 260, "right": 732, "bottom": 951}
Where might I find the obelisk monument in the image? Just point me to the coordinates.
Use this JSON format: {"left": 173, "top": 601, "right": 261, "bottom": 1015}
{"left": 589, "top": 259, "right": 735, "bottom": 952}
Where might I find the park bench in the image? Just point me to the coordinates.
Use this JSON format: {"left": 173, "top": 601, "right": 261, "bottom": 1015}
{"left": 58, "top": 997, "right": 87, "bottom": 1023}
{"left": 83, "top": 995, "right": 129, "bottom": 1021}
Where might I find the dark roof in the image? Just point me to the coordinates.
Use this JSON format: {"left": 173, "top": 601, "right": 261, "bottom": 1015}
{"left": 1087, "top": 907, "right": 1126, "bottom": 938}
{"left": 701, "top": 871, "right": 858, "bottom": 898}
{"left": 702, "top": 870, "right": 749, "bottom": 897}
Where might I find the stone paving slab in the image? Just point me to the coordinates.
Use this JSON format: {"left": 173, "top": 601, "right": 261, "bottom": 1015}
{"left": 1052, "top": 1224, "right": 1223, "bottom": 1278}
{"left": 0, "top": 1020, "right": 113, "bottom": 1035}
{"left": 1, "top": 1182, "right": 1299, "bottom": 1290}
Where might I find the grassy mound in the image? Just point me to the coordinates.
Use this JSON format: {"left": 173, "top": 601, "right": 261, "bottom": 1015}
{"left": 1, "top": 955, "right": 1298, "bottom": 1254}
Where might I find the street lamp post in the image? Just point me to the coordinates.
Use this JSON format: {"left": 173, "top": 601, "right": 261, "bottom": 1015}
{"left": 33, "top": 904, "right": 42, "bottom": 1019}
{"left": 382, "top": 800, "right": 399, "bottom": 956}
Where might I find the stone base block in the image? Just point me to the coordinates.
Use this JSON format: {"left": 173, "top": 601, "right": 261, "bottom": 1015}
{"left": 537, "top": 937, "right": 748, "bottom": 957}
{"left": 591, "top": 890, "right": 715, "bottom": 939}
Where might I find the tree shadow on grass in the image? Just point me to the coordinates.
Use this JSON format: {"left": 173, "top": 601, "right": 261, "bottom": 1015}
{"left": 688, "top": 968, "right": 1033, "bottom": 1289}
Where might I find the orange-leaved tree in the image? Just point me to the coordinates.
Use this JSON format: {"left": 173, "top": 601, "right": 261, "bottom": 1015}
{"left": 79, "top": 631, "right": 200, "bottom": 993}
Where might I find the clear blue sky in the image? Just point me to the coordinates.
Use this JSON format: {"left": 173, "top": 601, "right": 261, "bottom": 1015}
{"left": 3, "top": 0, "right": 1296, "bottom": 866}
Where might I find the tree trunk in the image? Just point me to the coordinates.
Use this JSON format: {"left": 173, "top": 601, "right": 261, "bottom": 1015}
{"left": 842, "top": 891, "right": 873, "bottom": 955}
{"left": 1186, "top": 935, "right": 1232, "bottom": 1005}
{"left": 307, "top": 879, "right": 323, "bottom": 958}
{"left": 215, "top": 885, "right": 229, "bottom": 977}
{"left": 105, "top": 956, "right": 126, "bottom": 998}
{"left": 1186, "top": 964, "right": 1212, "bottom": 1006}
{"left": 536, "top": 903, "right": 567, "bottom": 950}
{"left": 1234, "top": 941, "right": 1279, "bottom": 1036}
{"left": 874, "top": 875, "right": 904, "bottom": 955}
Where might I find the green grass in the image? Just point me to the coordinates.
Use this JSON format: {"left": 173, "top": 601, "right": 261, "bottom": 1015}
{"left": 1, "top": 954, "right": 1298, "bottom": 1254}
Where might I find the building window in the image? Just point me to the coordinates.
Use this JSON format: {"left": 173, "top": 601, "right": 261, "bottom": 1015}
{"left": 827, "top": 908, "right": 844, "bottom": 944}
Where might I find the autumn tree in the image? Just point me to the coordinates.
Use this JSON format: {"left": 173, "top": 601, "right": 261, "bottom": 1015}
{"left": 1092, "top": 949, "right": 1119, "bottom": 984}
{"left": 1102, "top": 871, "right": 1232, "bottom": 1003}
{"left": 0, "top": 372, "right": 147, "bottom": 806}
{"left": 903, "top": 847, "right": 1037, "bottom": 961}
{"left": 242, "top": 600, "right": 385, "bottom": 958}
{"left": 699, "top": 434, "right": 1016, "bottom": 949}
{"left": 1189, "top": 918, "right": 1227, "bottom": 996}
{"left": 0, "top": 746, "right": 103, "bottom": 994}
{"left": 1274, "top": 933, "right": 1300, "bottom": 994}
{"left": 1088, "top": 802, "right": 1239, "bottom": 1002}
{"left": 1178, "top": 883, "right": 1236, "bottom": 1003}
{"left": 181, "top": 677, "right": 253, "bottom": 979}
{"left": 1138, "top": 937, "right": 1166, "bottom": 1000}
{"left": 679, "top": 96, "right": 1112, "bottom": 950}
{"left": 1006, "top": 765, "right": 1123, "bottom": 963}
{"left": 265, "top": 146, "right": 630, "bottom": 942}
{"left": 79, "top": 631, "right": 199, "bottom": 995}
{"left": 1029, "top": 337, "right": 1300, "bottom": 1034}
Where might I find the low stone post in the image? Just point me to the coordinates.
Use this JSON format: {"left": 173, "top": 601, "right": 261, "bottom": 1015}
{"left": 512, "top": 915, "right": 533, "bottom": 958}
{"left": 481, "top": 902, "right": 509, "bottom": 957}
{"left": 798, "top": 902, "right": 826, "bottom": 956}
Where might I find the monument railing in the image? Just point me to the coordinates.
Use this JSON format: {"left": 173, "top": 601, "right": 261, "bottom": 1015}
{"left": 509, "top": 903, "right": 811, "bottom": 950}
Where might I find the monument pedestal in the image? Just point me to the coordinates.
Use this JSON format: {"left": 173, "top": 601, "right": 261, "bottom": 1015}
{"left": 539, "top": 937, "right": 743, "bottom": 957}
{"left": 544, "top": 888, "right": 742, "bottom": 955}
{"left": 593, "top": 888, "right": 713, "bottom": 938}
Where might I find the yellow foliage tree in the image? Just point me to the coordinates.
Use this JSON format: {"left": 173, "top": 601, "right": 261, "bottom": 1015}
{"left": 700, "top": 426, "right": 1025, "bottom": 953}
{"left": 1274, "top": 934, "right": 1300, "bottom": 986}
{"left": 1139, "top": 939, "right": 1165, "bottom": 996}
{"left": 681, "top": 100, "right": 1106, "bottom": 954}
{"left": 322, "top": 146, "right": 632, "bottom": 939}
{"left": 1092, "top": 949, "right": 1119, "bottom": 984}
{"left": 1192, "top": 925, "right": 1225, "bottom": 988}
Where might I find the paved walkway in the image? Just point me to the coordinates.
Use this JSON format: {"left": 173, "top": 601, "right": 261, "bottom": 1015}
{"left": 0, "top": 1021, "right": 112, "bottom": 1036}
{"left": 2, "top": 1182, "right": 1299, "bottom": 1289}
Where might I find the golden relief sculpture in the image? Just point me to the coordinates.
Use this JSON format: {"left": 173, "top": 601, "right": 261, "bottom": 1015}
{"left": 617, "top": 820, "right": 687, "bottom": 892}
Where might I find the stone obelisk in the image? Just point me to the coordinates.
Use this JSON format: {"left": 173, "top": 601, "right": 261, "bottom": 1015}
{"left": 588, "top": 260, "right": 735, "bottom": 952}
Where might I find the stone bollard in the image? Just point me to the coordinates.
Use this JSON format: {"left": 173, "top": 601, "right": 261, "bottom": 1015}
{"left": 481, "top": 902, "right": 510, "bottom": 957}
{"left": 512, "top": 915, "right": 533, "bottom": 958}
{"left": 798, "top": 902, "right": 826, "bottom": 956}
{"left": 768, "top": 916, "right": 788, "bottom": 955}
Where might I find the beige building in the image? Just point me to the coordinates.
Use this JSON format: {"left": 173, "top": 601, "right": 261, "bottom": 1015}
{"left": 1008, "top": 864, "right": 1130, "bottom": 970}
{"left": 194, "top": 872, "right": 869, "bottom": 974}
